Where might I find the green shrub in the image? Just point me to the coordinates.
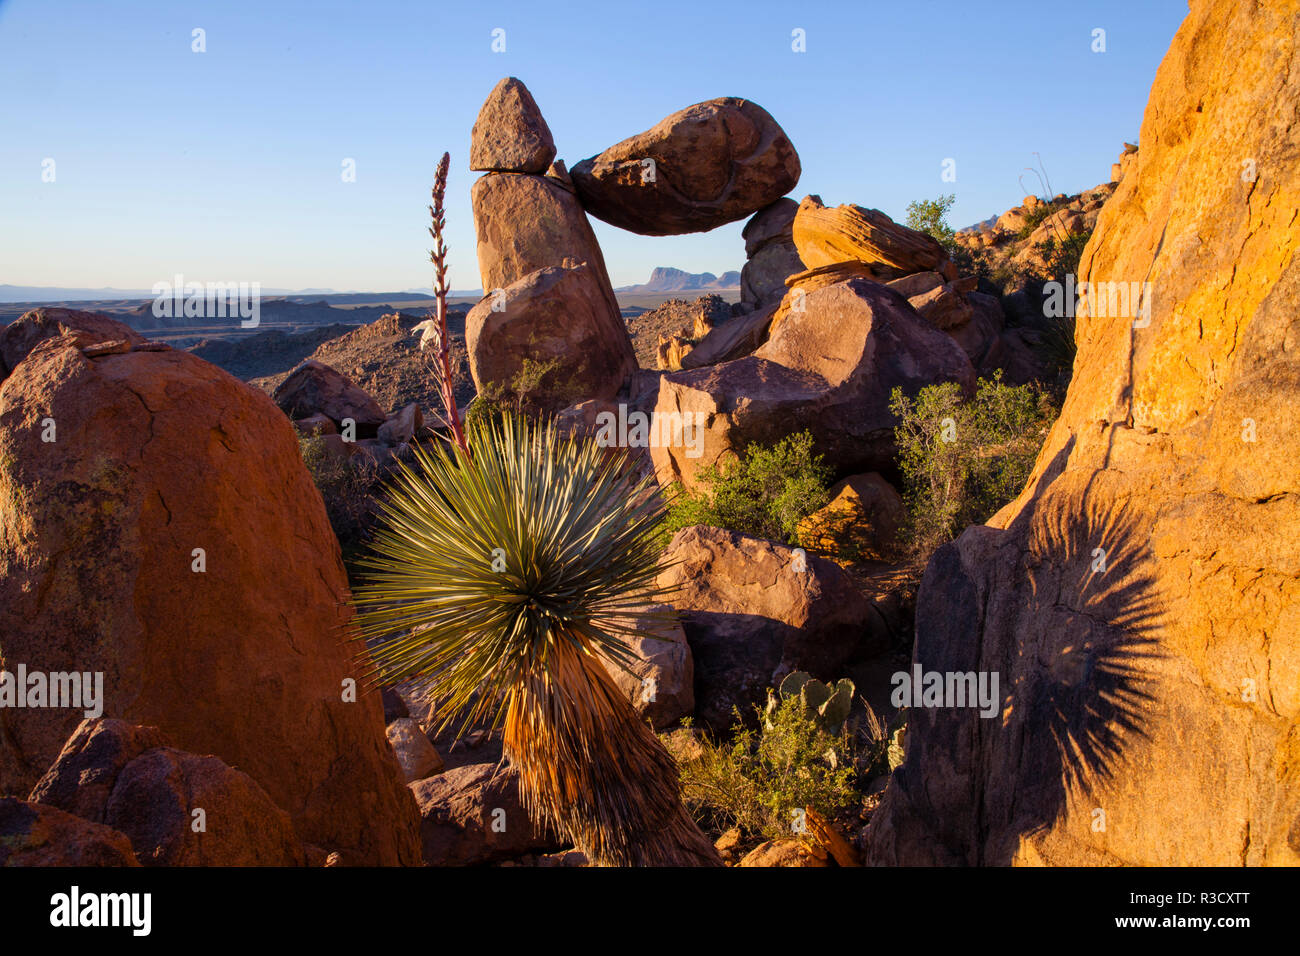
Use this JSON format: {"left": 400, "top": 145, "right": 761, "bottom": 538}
{"left": 467, "top": 356, "right": 573, "bottom": 427}
{"left": 1034, "top": 231, "right": 1090, "bottom": 284}
{"left": 905, "top": 194, "right": 957, "bottom": 252}
{"left": 663, "top": 431, "right": 832, "bottom": 545}
{"left": 1015, "top": 200, "right": 1061, "bottom": 240}
{"left": 674, "top": 694, "right": 862, "bottom": 843}
{"left": 890, "top": 374, "right": 1056, "bottom": 560}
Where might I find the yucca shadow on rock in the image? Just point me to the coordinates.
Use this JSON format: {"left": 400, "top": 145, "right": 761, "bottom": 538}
{"left": 988, "top": 451, "right": 1167, "bottom": 861}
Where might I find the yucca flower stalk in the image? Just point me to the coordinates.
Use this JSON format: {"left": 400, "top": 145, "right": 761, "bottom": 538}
{"left": 352, "top": 411, "right": 721, "bottom": 866}
{"left": 419, "top": 151, "right": 469, "bottom": 455}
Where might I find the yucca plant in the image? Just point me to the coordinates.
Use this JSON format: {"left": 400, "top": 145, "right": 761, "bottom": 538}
{"left": 352, "top": 411, "right": 721, "bottom": 866}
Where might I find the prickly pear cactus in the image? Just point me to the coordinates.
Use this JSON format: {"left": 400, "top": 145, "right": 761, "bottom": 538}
{"left": 776, "top": 671, "right": 855, "bottom": 733}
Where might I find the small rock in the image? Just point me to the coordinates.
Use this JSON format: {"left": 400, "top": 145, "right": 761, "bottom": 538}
{"left": 385, "top": 718, "right": 445, "bottom": 782}
{"left": 739, "top": 840, "right": 831, "bottom": 867}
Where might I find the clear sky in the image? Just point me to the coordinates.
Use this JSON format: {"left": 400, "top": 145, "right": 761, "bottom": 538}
{"left": 0, "top": 0, "right": 1189, "bottom": 293}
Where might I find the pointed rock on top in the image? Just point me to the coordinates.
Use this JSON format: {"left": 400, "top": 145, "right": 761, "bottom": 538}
{"left": 470, "top": 77, "right": 557, "bottom": 174}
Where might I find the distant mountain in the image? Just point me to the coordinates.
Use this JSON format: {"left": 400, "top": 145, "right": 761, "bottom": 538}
{"left": 0, "top": 284, "right": 157, "bottom": 302}
{"left": 616, "top": 267, "right": 741, "bottom": 294}
{"left": 0, "top": 284, "right": 443, "bottom": 305}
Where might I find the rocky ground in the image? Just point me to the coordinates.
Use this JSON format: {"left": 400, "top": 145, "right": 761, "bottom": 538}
{"left": 245, "top": 309, "right": 475, "bottom": 414}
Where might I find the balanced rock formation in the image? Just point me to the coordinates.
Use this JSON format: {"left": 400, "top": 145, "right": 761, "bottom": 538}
{"left": 471, "top": 161, "right": 617, "bottom": 306}
{"left": 658, "top": 526, "right": 881, "bottom": 732}
{"left": 465, "top": 263, "right": 636, "bottom": 412}
{"left": 740, "top": 198, "right": 805, "bottom": 310}
{"left": 867, "top": 0, "right": 1300, "bottom": 866}
{"left": 793, "top": 196, "right": 949, "bottom": 278}
{"left": 571, "top": 98, "right": 801, "bottom": 235}
{"left": 468, "top": 83, "right": 637, "bottom": 403}
{"left": 651, "top": 278, "right": 975, "bottom": 488}
{"left": 0, "top": 339, "right": 420, "bottom": 864}
{"left": 470, "top": 77, "right": 556, "bottom": 174}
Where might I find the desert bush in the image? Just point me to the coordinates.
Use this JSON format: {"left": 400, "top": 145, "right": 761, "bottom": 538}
{"left": 1015, "top": 200, "right": 1062, "bottom": 240}
{"left": 674, "top": 694, "right": 862, "bottom": 843}
{"left": 905, "top": 194, "right": 957, "bottom": 252}
{"left": 663, "top": 431, "right": 832, "bottom": 546}
{"left": 465, "top": 357, "right": 565, "bottom": 429}
{"left": 890, "top": 374, "right": 1056, "bottom": 561}
{"left": 298, "top": 427, "right": 380, "bottom": 548}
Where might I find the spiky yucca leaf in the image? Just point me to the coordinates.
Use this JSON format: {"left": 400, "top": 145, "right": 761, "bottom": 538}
{"left": 352, "top": 410, "right": 719, "bottom": 866}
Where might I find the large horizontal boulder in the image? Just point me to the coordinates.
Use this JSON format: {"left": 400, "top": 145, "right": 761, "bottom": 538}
{"left": 571, "top": 97, "right": 801, "bottom": 236}
{"left": 0, "top": 341, "right": 421, "bottom": 864}
{"left": 410, "top": 762, "right": 561, "bottom": 865}
{"left": 0, "top": 307, "right": 145, "bottom": 381}
{"left": 793, "top": 196, "right": 948, "bottom": 278}
{"left": 0, "top": 797, "right": 138, "bottom": 867}
{"left": 470, "top": 76, "right": 556, "bottom": 174}
{"left": 465, "top": 263, "right": 636, "bottom": 413}
{"left": 272, "top": 359, "right": 386, "bottom": 436}
{"left": 651, "top": 278, "right": 975, "bottom": 488}
{"left": 471, "top": 169, "right": 617, "bottom": 309}
{"left": 867, "top": 0, "right": 1300, "bottom": 867}
{"left": 657, "top": 526, "right": 882, "bottom": 732}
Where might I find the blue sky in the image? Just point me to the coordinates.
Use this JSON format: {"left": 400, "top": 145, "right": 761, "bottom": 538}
{"left": 0, "top": 0, "right": 1189, "bottom": 292}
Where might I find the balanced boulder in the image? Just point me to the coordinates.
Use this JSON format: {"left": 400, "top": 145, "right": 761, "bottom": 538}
{"left": 470, "top": 77, "right": 556, "bottom": 174}
{"left": 571, "top": 97, "right": 801, "bottom": 235}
